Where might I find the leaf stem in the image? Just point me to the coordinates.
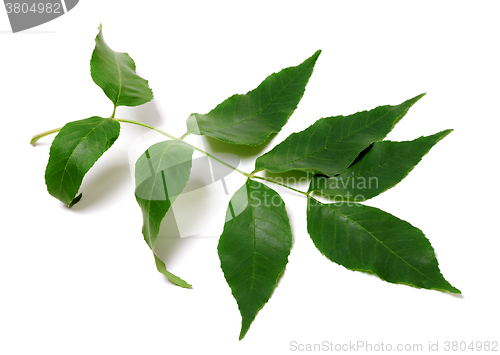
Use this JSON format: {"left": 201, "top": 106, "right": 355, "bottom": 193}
{"left": 114, "top": 118, "right": 178, "bottom": 140}
{"left": 114, "top": 118, "right": 250, "bottom": 177}
{"left": 31, "top": 119, "right": 309, "bottom": 196}
{"left": 248, "top": 168, "right": 264, "bottom": 178}
{"left": 30, "top": 127, "right": 62, "bottom": 145}
{"left": 199, "top": 148, "right": 249, "bottom": 177}
{"left": 251, "top": 176, "right": 308, "bottom": 196}
{"left": 111, "top": 105, "right": 117, "bottom": 119}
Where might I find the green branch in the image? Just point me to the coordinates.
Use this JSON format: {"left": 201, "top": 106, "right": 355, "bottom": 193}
{"left": 30, "top": 118, "right": 310, "bottom": 196}
{"left": 251, "top": 176, "right": 308, "bottom": 196}
{"left": 30, "top": 127, "right": 62, "bottom": 146}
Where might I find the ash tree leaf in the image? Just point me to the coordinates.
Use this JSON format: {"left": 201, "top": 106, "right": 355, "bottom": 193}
{"left": 45, "top": 116, "right": 120, "bottom": 207}
{"left": 186, "top": 50, "right": 321, "bottom": 146}
{"left": 218, "top": 179, "right": 292, "bottom": 340}
{"left": 306, "top": 197, "right": 460, "bottom": 294}
{"left": 309, "top": 129, "right": 453, "bottom": 201}
{"left": 154, "top": 254, "right": 191, "bottom": 289}
{"left": 135, "top": 140, "right": 194, "bottom": 288}
{"left": 91, "top": 24, "right": 153, "bottom": 109}
{"left": 254, "top": 94, "right": 425, "bottom": 176}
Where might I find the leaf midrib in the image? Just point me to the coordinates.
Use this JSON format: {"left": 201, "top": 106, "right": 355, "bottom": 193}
{"left": 247, "top": 180, "right": 258, "bottom": 313}
{"left": 266, "top": 107, "right": 397, "bottom": 170}
{"left": 199, "top": 60, "right": 314, "bottom": 132}
{"left": 337, "top": 139, "right": 434, "bottom": 181}
{"left": 140, "top": 141, "right": 176, "bottom": 249}
{"left": 111, "top": 50, "right": 123, "bottom": 107}
{"left": 57, "top": 119, "right": 108, "bottom": 200}
{"left": 319, "top": 140, "right": 424, "bottom": 189}
{"left": 315, "top": 198, "right": 444, "bottom": 287}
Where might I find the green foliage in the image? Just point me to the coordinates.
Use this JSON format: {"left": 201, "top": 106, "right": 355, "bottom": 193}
{"left": 35, "top": 25, "right": 459, "bottom": 340}
{"left": 154, "top": 254, "right": 191, "bottom": 289}
{"left": 307, "top": 197, "right": 460, "bottom": 294}
{"left": 254, "top": 94, "right": 424, "bottom": 176}
{"left": 218, "top": 179, "right": 292, "bottom": 339}
{"left": 186, "top": 50, "right": 321, "bottom": 145}
{"left": 135, "top": 140, "right": 194, "bottom": 287}
{"left": 44, "top": 116, "right": 120, "bottom": 206}
{"left": 135, "top": 140, "right": 194, "bottom": 250}
{"left": 91, "top": 24, "right": 153, "bottom": 109}
{"left": 309, "top": 130, "right": 453, "bottom": 201}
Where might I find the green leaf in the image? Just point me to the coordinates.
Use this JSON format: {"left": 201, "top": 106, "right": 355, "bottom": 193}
{"left": 45, "top": 117, "right": 120, "bottom": 206}
{"left": 154, "top": 254, "right": 192, "bottom": 289}
{"left": 135, "top": 140, "right": 194, "bottom": 288}
{"left": 186, "top": 50, "right": 321, "bottom": 146}
{"left": 91, "top": 24, "right": 153, "bottom": 109}
{"left": 254, "top": 94, "right": 425, "bottom": 176}
{"left": 306, "top": 197, "right": 460, "bottom": 293}
{"left": 218, "top": 179, "right": 293, "bottom": 339}
{"left": 309, "top": 129, "right": 453, "bottom": 201}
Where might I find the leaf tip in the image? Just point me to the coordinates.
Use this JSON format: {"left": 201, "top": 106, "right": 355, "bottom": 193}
{"left": 238, "top": 323, "right": 250, "bottom": 341}
{"left": 431, "top": 128, "right": 454, "bottom": 143}
{"left": 443, "top": 281, "right": 461, "bottom": 295}
{"left": 68, "top": 193, "right": 83, "bottom": 208}
{"left": 409, "top": 92, "right": 426, "bottom": 105}
{"left": 97, "top": 23, "right": 102, "bottom": 31}
{"left": 441, "top": 128, "right": 454, "bottom": 137}
{"left": 308, "top": 49, "right": 322, "bottom": 63}
{"left": 392, "top": 93, "right": 427, "bottom": 126}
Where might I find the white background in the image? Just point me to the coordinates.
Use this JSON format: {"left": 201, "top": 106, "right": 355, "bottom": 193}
{"left": 1, "top": 1, "right": 499, "bottom": 354}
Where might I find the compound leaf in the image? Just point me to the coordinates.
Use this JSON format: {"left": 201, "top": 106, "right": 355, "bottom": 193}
{"left": 254, "top": 94, "right": 424, "bottom": 176}
{"left": 135, "top": 140, "right": 194, "bottom": 288}
{"left": 306, "top": 197, "right": 460, "bottom": 294}
{"left": 45, "top": 116, "right": 120, "bottom": 206}
{"left": 91, "top": 24, "right": 153, "bottom": 108}
{"left": 218, "top": 179, "right": 292, "bottom": 339}
{"left": 309, "top": 129, "right": 453, "bottom": 201}
{"left": 186, "top": 50, "right": 321, "bottom": 145}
